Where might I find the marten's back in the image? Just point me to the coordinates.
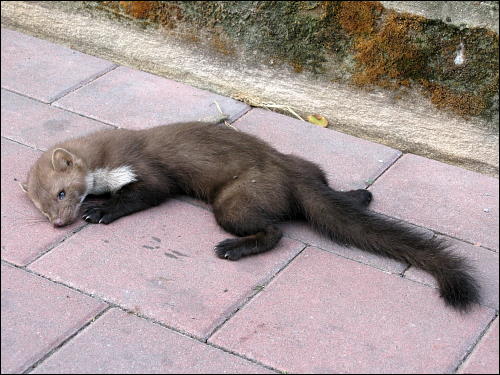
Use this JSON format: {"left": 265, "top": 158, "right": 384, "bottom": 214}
{"left": 142, "top": 122, "right": 293, "bottom": 201}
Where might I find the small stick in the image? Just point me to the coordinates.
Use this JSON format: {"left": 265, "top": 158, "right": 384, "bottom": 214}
{"left": 213, "top": 100, "right": 238, "bottom": 131}
{"left": 261, "top": 103, "right": 304, "bottom": 121}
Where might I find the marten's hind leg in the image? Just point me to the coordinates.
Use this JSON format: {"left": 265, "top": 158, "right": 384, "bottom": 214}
{"left": 212, "top": 182, "right": 288, "bottom": 260}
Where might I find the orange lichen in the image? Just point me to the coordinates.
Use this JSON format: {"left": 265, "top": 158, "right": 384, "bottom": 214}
{"left": 336, "top": 1, "right": 383, "bottom": 35}
{"left": 156, "top": 2, "right": 184, "bottom": 29}
{"left": 422, "top": 81, "right": 488, "bottom": 117}
{"left": 210, "top": 33, "right": 236, "bottom": 56}
{"left": 291, "top": 62, "right": 304, "bottom": 73}
{"left": 119, "top": 1, "right": 157, "bottom": 19}
{"left": 352, "top": 11, "right": 426, "bottom": 87}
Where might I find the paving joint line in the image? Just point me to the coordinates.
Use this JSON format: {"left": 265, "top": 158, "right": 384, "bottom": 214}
{"left": 436, "top": 231, "right": 497, "bottom": 253}
{"left": 24, "top": 222, "right": 90, "bottom": 267}
{"left": 201, "top": 340, "right": 282, "bottom": 373}
{"left": 365, "top": 151, "right": 404, "bottom": 188}
{"left": 205, "top": 243, "right": 308, "bottom": 341}
{"left": 22, "top": 305, "right": 112, "bottom": 374}
{"left": 452, "top": 313, "right": 499, "bottom": 373}
{"left": 288, "top": 240, "right": 498, "bottom": 311}
{"left": 112, "top": 306, "right": 283, "bottom": 374}
{"left": 1, "top": 135, "right": 42, "bottom": 152}
{"left": 48, "top": 64, "right": 119, "bottom": 104}
{"left": 1, "top": 259, "right": 282, "bottom": 373}
{"left": 1, "top": 87, "right": 118, "bottom": 130}
{"left": 1, "top": 86, "right": 51, "bottom": 104}
{"left": 229, "top": 105, "right": 253, "bottom": 125}
{"left": 399, "top": 272, "right": 498, "bottom": 312}
{"left": 45, "top": 105, "right": 119, "bottom": 128}
{"left": 371, "top": 210, "right": 498, "bottom": 253}
{"left": 303, "top": 241, "right": 408, "bottom": 276}
{"left": 2, "top": 259, "right": 115, "bottom": 306}
{"left": 1, "top": 260, "right": 195, "bottom": 339}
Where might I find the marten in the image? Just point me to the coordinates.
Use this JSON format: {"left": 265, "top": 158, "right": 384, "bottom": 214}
{"left": 21, "top": 118, "right": 480, "bottom": 311}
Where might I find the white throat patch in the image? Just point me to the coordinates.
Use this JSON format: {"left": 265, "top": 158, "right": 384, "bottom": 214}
{"left": 85, "top": 165, "right": 137, "bottom": 195}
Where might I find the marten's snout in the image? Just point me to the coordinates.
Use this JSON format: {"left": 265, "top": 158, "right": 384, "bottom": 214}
{"left": 52, "top": 218, "right": 64, "bottom": 227}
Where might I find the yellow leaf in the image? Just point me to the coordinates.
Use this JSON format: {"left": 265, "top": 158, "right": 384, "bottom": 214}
{"left": 307, "top": 114, "right": 328, "bottom": 127}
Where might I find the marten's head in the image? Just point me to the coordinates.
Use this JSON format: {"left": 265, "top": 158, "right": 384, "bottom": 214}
{"left": 21, "top": 148, "right": 88, "bottom": 227}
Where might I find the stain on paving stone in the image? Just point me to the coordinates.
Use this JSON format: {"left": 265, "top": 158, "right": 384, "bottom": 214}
{"left": 171, "top": 250, "right": 189, "bottom": 257}
{"left": 149, "top": 276, "right": 174, "bottom": 289}
{"left": 151, "top": 236, "right": 161, "bottom": 242}
{"left": 42, "top": 119, "right": 69, "bottom": 133}
{"left": 164, "top": 252, "right": 179, "bottom": 259}
{"left": 143, "top": 245, "right": 155, "bottom": 250}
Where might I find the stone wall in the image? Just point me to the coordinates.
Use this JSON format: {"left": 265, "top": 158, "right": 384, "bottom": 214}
{"left": 94, "top": 1, "right": 499, "bottom": 122}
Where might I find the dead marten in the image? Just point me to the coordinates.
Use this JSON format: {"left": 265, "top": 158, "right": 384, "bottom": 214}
{"left": 21, "top": 118, "right": 480, "bottom": 311}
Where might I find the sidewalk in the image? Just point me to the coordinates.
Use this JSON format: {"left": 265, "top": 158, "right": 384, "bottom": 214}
{"left": 1, "top": 27, "right": 498, "bottom": 374}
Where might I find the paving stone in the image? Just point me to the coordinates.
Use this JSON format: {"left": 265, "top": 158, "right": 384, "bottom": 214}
{"left": 370, "top": 154, "right": 499, "bottom": 251}
{"left": 53, "top": 66, "right": 250, "bottom": 128}
{"left": 1, "top": 138, "right": 83, "bottom": 265}
{"left": 1, "top": 263, "right": 107, "bottom": 374}
{"left": 1, "top": 28, "right": 116, "bottom": 103}
{"left": 210, "top": 247, "right": 494, "bottom": 374}
{"left": 29, "top": 200, "right": 305, "bottom": 340}
{"left": 404, "top": 237, "right": 499, "bottom": 310}
{"left": 233, "top": 108, "right": 401, "bottom": 190}
{"left": 1, "top": 89, "right": 113, "bottom": 150}
{"left": 459, "top": 317, "right": 499, "bottom": 374}
{"left": 32, "top": 308, "right": 272, "bottom": 374}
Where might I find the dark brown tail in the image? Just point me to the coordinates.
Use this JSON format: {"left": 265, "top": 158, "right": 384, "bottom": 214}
{"left": 295, "top": 182, "right": 480, "bottom": 311}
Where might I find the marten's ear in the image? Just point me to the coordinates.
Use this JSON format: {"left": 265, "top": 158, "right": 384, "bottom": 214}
{"left": 51, "top": 148, "right": 76, "bottom": 172}
{"left": 19, "top": 182, "right": 29, "bottom": 193}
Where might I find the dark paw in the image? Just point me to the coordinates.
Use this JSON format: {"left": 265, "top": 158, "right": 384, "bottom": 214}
{"left": 81, "top": 204, "right": 115, "bottom": 224}
{"left": 358, "top": 189, "right": 373, "bottom": 206}
{"left": 345, "top": 189, "right": 373, "bottom": 207}
{"left": 214, "top": 238, "right": 243, "bottom": 260}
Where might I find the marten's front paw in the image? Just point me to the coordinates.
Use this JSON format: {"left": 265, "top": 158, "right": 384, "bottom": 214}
{"left": 81, "top": 205, "right": 115, "bottom": 224}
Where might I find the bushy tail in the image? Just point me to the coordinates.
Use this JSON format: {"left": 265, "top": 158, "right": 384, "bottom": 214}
{"left": 295, "top": 182, "right": 480, "bottom": 311}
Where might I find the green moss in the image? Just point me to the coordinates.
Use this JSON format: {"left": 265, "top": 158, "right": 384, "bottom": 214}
{"left": 176, "top": 1, "right": 333, "bottom": 72}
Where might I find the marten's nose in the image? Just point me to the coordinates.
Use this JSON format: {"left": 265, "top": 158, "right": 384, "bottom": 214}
{"left": 53, "top": 218, "right": 64, "bottom": 227}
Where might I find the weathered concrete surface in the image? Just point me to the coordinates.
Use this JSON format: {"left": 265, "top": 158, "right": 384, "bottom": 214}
{"left": 382, "top": 1, "right": 499, "bottom": 32}
{"left": 2, "top": 1, "right": 498, "bottom": 176}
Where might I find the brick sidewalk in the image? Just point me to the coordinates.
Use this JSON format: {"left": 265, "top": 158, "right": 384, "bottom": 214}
{"left": 1, "top": 28, "right": 498, "bottom": 374}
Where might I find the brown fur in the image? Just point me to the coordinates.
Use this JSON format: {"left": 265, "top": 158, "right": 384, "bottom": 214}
{"left": 22, "top": 120, "right": 480, "bottom": 311}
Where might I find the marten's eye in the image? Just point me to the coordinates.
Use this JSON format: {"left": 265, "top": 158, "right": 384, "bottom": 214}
{"left": 58, "top": 190, "right": 66, "bottom": 200}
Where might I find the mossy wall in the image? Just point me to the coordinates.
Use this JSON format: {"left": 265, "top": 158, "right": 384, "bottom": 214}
{"left": 95, "top": 1, "right": 499, "bottom": 124}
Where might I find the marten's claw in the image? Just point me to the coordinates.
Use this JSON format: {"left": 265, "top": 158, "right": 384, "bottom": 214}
{"left": 82, "top": 205, "right": 108, "bottom": 224}
{"left": 214, "top": 239, "right": 243, "bottom": 260}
